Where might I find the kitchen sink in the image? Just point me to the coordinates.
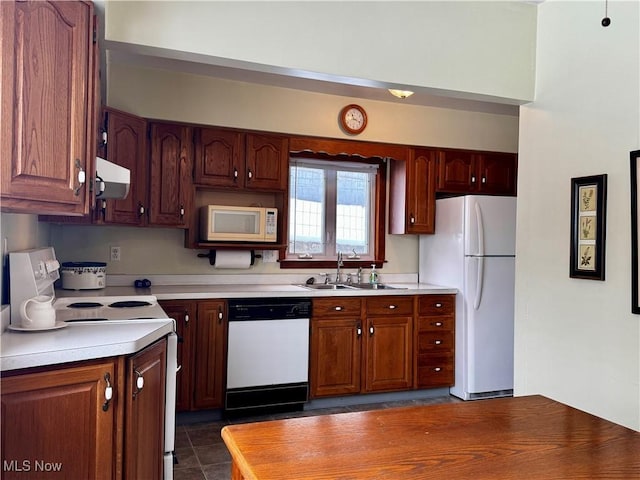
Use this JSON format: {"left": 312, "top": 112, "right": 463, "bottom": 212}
{"left": 294, "top": 283, "right": 404, "bottom": 290}
{"left": 294, "top": 283, "right": 356, "bottom": 290}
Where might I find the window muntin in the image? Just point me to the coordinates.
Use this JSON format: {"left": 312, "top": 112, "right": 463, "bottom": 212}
{"left": 288, "top": 159, "right": 377, "bottom": 260}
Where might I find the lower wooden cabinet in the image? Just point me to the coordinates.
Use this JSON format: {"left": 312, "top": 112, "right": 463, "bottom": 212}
{"left": 0, "top": 338, "right": 169, "bottom": 480}
{"left": 310, "top": 296, "right": 413, "bottom": 398}
{"left": 0, "top": 359, "right": 118, "bottom": 480}
{"left": 159, "top": 299, "right": 227, "bottom": 411}
{"left": 415, "top": 294, "right": 456, "bottom": 388}
{"left": 124, "top": 339, "right": 167, "bottom": 480}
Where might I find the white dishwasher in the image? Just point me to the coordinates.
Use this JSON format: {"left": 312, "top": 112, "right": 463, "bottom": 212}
{"left": 225, "top": 297, "right": 311, "bottom": 412}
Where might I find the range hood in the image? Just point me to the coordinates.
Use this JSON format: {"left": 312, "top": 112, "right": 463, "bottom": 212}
{"left": 95, "top": 157, "right": 130, "bottom": 199}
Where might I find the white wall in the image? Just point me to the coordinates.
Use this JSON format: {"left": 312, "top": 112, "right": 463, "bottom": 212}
{"left": 104, "top": 1, "right": 537, "bottom": 103}
{"left": 515, "top": 0, "right": 640, "bottom": 430}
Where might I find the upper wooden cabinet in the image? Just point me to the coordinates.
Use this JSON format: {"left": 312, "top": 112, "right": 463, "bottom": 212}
{"left": 389, "top": 148, "right": 438, "bottom": 235}
{"left": 0, "top": 0, "right": 98, "bottom": 215}
{"left": 148, "top": 122, "right": 194, "bottom": 227}
{"left": 101, "top": 108, "right": 148, "bottom": 225}
{"left": 194, "top": 128, "right": 288, "bottom": 192}
{"left": 437, "top": 149, "right": 517, "bottom": 196}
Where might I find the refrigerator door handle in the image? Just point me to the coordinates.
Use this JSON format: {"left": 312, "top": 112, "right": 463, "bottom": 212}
{"left": 474, "top": 256, "right": 484, "bottom": 310}
{"left": 475, "top": 201, "right": 485, "bottom": 256}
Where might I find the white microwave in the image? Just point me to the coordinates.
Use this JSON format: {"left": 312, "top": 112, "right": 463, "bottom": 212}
{"left": 200, "top": 205, "right": 278, "bottom": 242}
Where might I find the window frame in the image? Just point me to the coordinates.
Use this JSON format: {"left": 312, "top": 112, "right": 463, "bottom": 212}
{"left": 279, "top": 152, "right": 387, "bottom": 269}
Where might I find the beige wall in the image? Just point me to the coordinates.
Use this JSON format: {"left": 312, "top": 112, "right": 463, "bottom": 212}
{"left": 45, "top": 62, "right": 518, "bottom": 276}
{"left": 515, "top": 0, "right": 640, "bottom": 430}
{"left": 104, "top": 1, "right": 537, "bottom": 103}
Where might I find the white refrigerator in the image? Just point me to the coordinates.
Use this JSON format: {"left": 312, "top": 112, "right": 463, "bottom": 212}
{"left": 419, "top": 195, "right": 516, "bottom": 400}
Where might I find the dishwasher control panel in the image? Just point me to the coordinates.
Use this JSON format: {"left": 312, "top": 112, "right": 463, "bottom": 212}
{"left": 227, "top": 298, "right": 312, "bottom": 321}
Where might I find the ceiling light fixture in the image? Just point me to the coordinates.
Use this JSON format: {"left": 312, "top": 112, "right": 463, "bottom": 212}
{"left": 388, "top": 89, "right": 414, "bottom": 99}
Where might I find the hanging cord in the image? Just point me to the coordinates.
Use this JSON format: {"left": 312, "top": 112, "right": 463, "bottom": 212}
{"left": 601, "top": 0, "right": 611, "bottom": 27}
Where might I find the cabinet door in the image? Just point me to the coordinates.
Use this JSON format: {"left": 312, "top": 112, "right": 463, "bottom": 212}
{"left": 103, "top": 108, "right": 148, "bottom": 225}
{"left": 148, "top": 123, "right": 193, "bottom": 227}
{"left": 437, "top": 150, "right": 477, "bottom": 193}
{"left": 124, "top": 339, "right": 166, "bottom": 480}
{"left": 476, "top": 152, "right": 517, "bottom": 195}
{"left": 193, "top": 300, "right": 227, "bottom": 409}
{"left": 1, "top": 359, "right": 117, "bottom": 480}
{"left": 0, "top": 0, "right": 96, "bottom": 215}
{"left": 245, "top": 133, "right": 288, "bottom": 191}
{"left": 407, "top": 149, "right": 437, "bottom": 234}
{"left": 160, "top": 300, "right": 196, "bottom": 412}
{"left": 310, "top": 318, "right": 362, "bottom": 398}
{"left": 194, "top": 128, "right": 244, "bottom": 188}
{"left": 364, "top": 316, "right": 413, "bottom": 392}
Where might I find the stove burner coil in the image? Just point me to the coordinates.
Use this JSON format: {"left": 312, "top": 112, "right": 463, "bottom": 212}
{"left": 109, "top": 301, "right": 152, "bottom": 308}
{"left": 67, "top": 302, "right": 104, "bottom": 309}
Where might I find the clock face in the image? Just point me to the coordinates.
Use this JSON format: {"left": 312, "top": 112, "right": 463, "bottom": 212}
{"left": 340, "top": 104, "right": 367, "bottom": 134}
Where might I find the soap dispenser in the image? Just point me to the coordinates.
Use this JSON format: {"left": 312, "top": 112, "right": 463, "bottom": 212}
{"left": 369, "top": 264, "right": 379, "bottom": 284}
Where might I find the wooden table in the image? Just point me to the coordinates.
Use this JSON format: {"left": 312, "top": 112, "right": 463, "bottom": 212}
{"left": 221, "top": 395, "right": 640, "bottom": 479}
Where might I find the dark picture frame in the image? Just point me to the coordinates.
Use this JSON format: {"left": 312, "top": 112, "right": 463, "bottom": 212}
{"left": 570, "top": 174, "right": 607, "bottom": 280}
{"left": 631, "top": 151, "right": 640, "bottom": 313}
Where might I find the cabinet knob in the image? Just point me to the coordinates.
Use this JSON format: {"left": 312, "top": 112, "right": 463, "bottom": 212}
{"left": 179, "top": 205, "right": 185, "bottom": 217}
{"left": 435, "top": 303, "right": 442, "bottom": 308}
{"left": 233, "top": 168, "right": 239, "bottom": 180}
{"left": 74, "top": 159, "right": 86, "bottom": 196}
{"left": 434, "top": 322, "right": 443, "bottom": 327}
{"left": 133, "top": 369, "right": 144, "bottom": 398}
{"left": 184, "top": 313, "right": 189, "bottom": 324}
{"left": 471, "top": 175, "right": 476, "bottom": 184}
{"left": 410, "top": 215, "right": 415, "bottom": 224}
{"left": 138, "top": 203, "right": 145, "bottom": 216}
{"left": 434, "top": 340, "right": 442, "bottom": 345}
{"left": 102, "top": 372, "right": 113, "bottom": 412}
{"left": 434, "top": 367, "right": 442, "bottom": 372}
{"left": 218, "top": 306, "right": 223, "bottom": 323}
{"left": 482, "top": 176, "right": 487, "bottom": 184}
{"left": 357, "top": 323, "right": 362, "bottom": 337}
{"left": 369, "top": 326, "right": 375, "bottom": 336}
{"left": 334, "top": 306, "right": 343, "bottom": 311}
{"left": 247, "top": 169, "right": 253, "bottom": 180}
{"left": 388, "top": 304, "right": 397, "bottom": 309}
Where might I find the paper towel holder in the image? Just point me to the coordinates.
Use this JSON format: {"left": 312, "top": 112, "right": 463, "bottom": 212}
{"left": 197, "top": 250, "right": 261, "bottom": 266}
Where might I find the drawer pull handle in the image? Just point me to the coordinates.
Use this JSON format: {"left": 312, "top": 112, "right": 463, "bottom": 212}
{"left": 388, "top": 305, "right": 397, "bottom": 309}
{"left": 102, "top": 373, "right": 113, "bottom": 412}
{"left": 435, "top": 303, "right": 442, "bottom": 308}
{"left": 435, "top": 340, "right": 442, "bottom": 345}
{"left": 435, "top": 322, "right": 443, "bottom": 327}
{"left": 434, "top": 367, "right": 442, "bottom": 372}
{"left": 335, "top": 306, "right": 343, "bottom": 311}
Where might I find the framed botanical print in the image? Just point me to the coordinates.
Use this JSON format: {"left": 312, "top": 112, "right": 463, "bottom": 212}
{"left": 631, "top": 151, "right": 640, "bottom": 313}
{"left": 570, "top": 174, "right": 607, "bottom": 280}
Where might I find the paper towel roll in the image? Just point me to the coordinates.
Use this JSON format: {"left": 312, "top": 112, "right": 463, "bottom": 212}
{"left": 212, "top": 250, "right": 253, "bottom": 269}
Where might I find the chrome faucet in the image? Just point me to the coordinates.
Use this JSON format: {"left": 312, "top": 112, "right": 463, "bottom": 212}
{"left": 335, "top": 251, "right": 344, "bottom": 283}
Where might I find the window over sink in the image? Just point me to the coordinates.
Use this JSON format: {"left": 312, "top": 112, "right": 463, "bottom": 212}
{"left": 281, "top": 154, "right": 386, "bottom": 268}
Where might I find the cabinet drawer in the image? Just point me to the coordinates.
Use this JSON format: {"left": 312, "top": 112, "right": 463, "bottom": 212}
{"left": 418, "top": 294, "right": 455, "bottom": 316}
{"left": 366, "top": 296, "right": 414, "bottom": 316}
{"left": 313, "top": 297, "right": 362, "bottom": 318}
{"left": 417, "top": 316, "right": 454, "bottom": 332}
{"left": 417, "top": 332, "right": 454, "bottom": 351}
{"left": 417, "top": 353, "right": 454, "bottom": 387}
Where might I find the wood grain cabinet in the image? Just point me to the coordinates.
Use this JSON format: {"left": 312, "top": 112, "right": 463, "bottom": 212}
{"left": 159, "top": 300, "right": 197, "bottom": 412}
{"left": 0, "top": 0, "right": 98, "bottom": 215}
{"left": 0, "top": 359, "right": 119, "bottom": 480}
{"left": 148, "top": 122, "right": 194, "bottom": 227}
{"left": 389, "top": 148, "right": 438, "bottom": 234}
{"left": 194, "top": 128, "right": 288, "bottom": 192}
{"left": 415, "top": 294, "right": 456, "bottom": 388}
{"left": 437, "top": 150, "right": 517, "bottom": 196}
{"left": 310, "top": 296, "right": 413, "bottom": 398}
{"left": 100, "top": 108, "right": 149, "bottom": 225}
{"left": 124, "top": 339, "right": 167, "bottom": 480}
{"left": 159, "top": 299, "right": 227, "bottom": 411}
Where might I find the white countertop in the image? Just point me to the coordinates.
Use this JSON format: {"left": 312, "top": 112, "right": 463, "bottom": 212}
{"left": 0, "top": 319, "right": 174, "bottom": 372}
{"left": 55, "top": 282, "right": 457, "bottom": 300}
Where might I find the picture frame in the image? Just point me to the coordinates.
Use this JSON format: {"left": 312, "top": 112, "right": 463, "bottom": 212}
{"left": 631, "top": 151, "right": 640, "bottom": 313}
{"left": 570, "top": 174, "right": 607, "bottom": 280}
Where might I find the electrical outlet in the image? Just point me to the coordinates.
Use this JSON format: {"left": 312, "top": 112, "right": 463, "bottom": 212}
{"left": 110, "top": 246, "right": 121, "bottom": 262}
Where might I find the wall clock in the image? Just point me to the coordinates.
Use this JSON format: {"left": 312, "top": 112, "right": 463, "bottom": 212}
{"left": 339, "top": 104, "right": 367, "bottom": 135}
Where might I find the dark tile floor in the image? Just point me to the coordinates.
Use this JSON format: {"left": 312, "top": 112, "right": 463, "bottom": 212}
{"left": 173, "top": 395, "right": 461, "bottom": 480}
